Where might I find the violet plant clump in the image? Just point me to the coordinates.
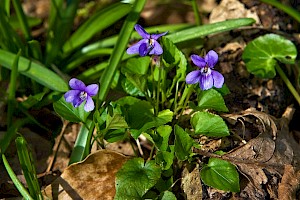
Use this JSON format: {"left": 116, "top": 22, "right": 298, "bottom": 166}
{"left": 186, "top": 50, "right": 224, "bottom": 90}
{"left": 126, "top": 24, "right": 168, "bottom": 57}
{"left": 64, "top": 78, "right": 99, "bottom": 112}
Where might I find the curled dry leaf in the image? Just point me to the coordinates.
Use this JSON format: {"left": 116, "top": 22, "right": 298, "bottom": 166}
{"left": 42, "top": 150, "right": 129, "bottom": 200}
{"left": 278, "top": 165, "right": 300, "bottom": 200}
{"left": 220, "top": 106, "right": 300, "bottom": 199}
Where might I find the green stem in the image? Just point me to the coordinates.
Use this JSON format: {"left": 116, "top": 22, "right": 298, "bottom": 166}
{"left": 156, "top": 63, "right": 162, "bottom": 116}
{"left": 7, "top": 50, "right": 21, "bottom": 128}
{"left": 191, "top": 0, "right": 201, "bottom": 25}
{"left": 275, "top": 64, "right": 300, "bottom": 106}
{"left": 175, "top": 84, "right": 194, "bottom": 116}
{"left": 12, "top": 0, "right": 31, "bottom": 40}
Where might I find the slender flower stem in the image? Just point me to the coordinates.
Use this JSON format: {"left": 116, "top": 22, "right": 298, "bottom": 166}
{"left": 156, "top": 63, "right": 162, "bottom": 116}
{"left": 175, "top": 84, "right": 194, "bottom": 116}
{"left": 275, "top": 64, "right": 300, "bottom": 106}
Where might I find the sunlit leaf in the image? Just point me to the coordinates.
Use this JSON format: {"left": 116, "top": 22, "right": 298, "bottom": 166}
{"left": 115, "top": 158, "right": 161, "bottom": 199}
{"left": 242, "top": 33, "right": 297, "bottom": 78}
{"left": 191, "top": 112, "right": 229, "bottom": 137}
{"left": 53, "top": 96, "right": 90, "bottom": 123}
{"left": 198, "top": 89, "right": 228, "bottom": 112}
{"left": 201, "top": 158, "right": 240, "bottom": 192}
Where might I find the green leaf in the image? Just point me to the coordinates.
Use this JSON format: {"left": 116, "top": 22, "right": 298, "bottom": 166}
{"left": 242, "top": 33, "right": 297, "bottom": 78}
{"left": 115, "top": 158, "right": 161, "bottom": 200}
{"left": 131, "top": 109, "right": 173, "bottom": 139}
{"left": 0, "top": 49, "right": 68, "bottom": 92}
{"left": 122, "top": 56, "right": 150, "bottom": 75}
{"left": 121, "top": 73, "right": 146, "bottom": 96}
{"left": 104, "top": 129, "right": 127, "bottom": 143}
{"left": 156, "top": 125, "right": 172, "bottom": 151}
{"left": 174, "top": 125, "right": 196, "bottom": 161}
{"left": 201, "top": 158, "right": 240, "bottom": 192}
{"left": 53, "top": 96, "right": 90, "bottom": 123}
{"left": 161, "top": 191, "right": 177, "bottom": 200}
{"left": 63, "top": 2, "right": 131, "bottom": 53}
{"left": 106, "top": 113, "right": 128, "bottom": 130}
{"left": 191, "top": 112, "right": 229, "bottom": 137}
{"left": 155, "top": 145, "right": 174, "bottom": 170}
{"left": 198, "top": 89, "right": 228, "bottom": 112}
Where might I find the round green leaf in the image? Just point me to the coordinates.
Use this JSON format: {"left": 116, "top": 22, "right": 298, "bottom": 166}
{"left": 53, "top": 96, "right": 90, "bottom": 122}
{"left": 201, "top": 158, "right": 240, "bottom": 192}
{"left": 115, "top": 158, "right": 161, "bottom": 199}
{"left": 242, "top": 34, "right": 297, "bottom": 78}
{"left": 191, "top": 112, "right": 229, "bottom": 137}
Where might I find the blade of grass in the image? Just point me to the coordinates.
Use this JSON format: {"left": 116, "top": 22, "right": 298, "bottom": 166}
{"left": 0, "top": 7, "right": 25, "bottom": 53}
{"left": 98, "top": 0, "right": 147, "bottom": 102}
{"left": 0, "top": 49, "right": 68, "bottom": 92}
{"left": 0, "top": 0, "right": 10, "bottom": 16}
{"left": 68, "top": 119, "right": 93, "bottom": 165}
{"left": 7, "top": 50, "right": 21, "bottom": 128}
{"left": 15, "top": 136, "right": 43, "bottom": 200}
{"left": 45, "top": 0, "right": 80, "bottom": 65}
{"left": 166, "top": 18, "right": 255, "bottom": 44}
{"left": 12, "top": 0, "right": 31, "bottom": 40}
{"left": 2, "top": 154, "right": 33, "bottom": 200}
{"left": 260, "top": 0, "right": 300, "bottom": 23}
{"left": 63, "top": 2, "right": 132, "bottom": 53}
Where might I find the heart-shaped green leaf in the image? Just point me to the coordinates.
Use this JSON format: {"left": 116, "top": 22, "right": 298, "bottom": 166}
{"left": 198, "top": 89, "right": 228, "bottom": 112}
{"left": 242, "top": 33, "right": 297, "bottom": 78}
{"left": 191, "top": 112, "right": 229, "bottom": 137}
{"left": 201, "top": 158, "right": 240, "bottom": 192}
{"left": 115, "top": 158, "right": 161, "bottom": 199}
{"left": 53, "top": 96, "right": 90, "bottom": 122}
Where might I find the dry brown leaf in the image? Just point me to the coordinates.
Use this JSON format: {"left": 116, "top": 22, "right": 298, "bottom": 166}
{"left": 42, "top": 150, "right": 128, "bottom": 200}
{"left": 209, "top": 0, "right": 260, "bottom": 24}
{"left": 181, "top": 164, "right": 202, "bottom": 200}
{"left": 220, "top": 106, "right": 300, "bottom": 199}
{"left": 278, "top": 165, "right": 300, "bottom": 200}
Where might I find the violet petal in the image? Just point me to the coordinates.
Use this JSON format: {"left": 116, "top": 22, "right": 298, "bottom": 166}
{"left": 149, "top": 40, "right": 163, "bottom": 55}
{"left": 199, "top": 74, "right": 213, "bottom": 90}
{"left": 69, "top": 78, "right": 86, "bottom": 90}
{"left": 64, "top": 90, "right": 80, "bottom": 103}
{"left": 84, "top": 96, "right": 95, "bottom": 112}
{"left": 191, "top": 55, "right": 206, "bottom": 68}
{"left": 85, "top": 84, "right": 99, "bottom": 96}
{"left": 186, "top": 70, "right": 201, "bottom": 84}
{"left": 126, "top": 39, "right": 147, "bottom": 55}
{"left": 211, "top": 70, "right": 224, "bottom": 88}
{"left": 135, "top": 24, "right": 150, "bottom": 39}
{"left": 139, "top": 42, "right": 150, "bottom": 56}
{"left": 151, "top": 31, "right": 168, "bottom": 40}
{"left": 205, "top": 50, "right": 218, "bottom": 68}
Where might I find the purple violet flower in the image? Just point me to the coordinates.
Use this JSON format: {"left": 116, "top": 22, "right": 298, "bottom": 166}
{"left": 64, "top": 78, "right": 99, "bottom": 112}
{"left": 186, "top": 50, "right": 224, "bottom": 90}
{"left": 126, "top": 24, "right": 168, "bottom": 57}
